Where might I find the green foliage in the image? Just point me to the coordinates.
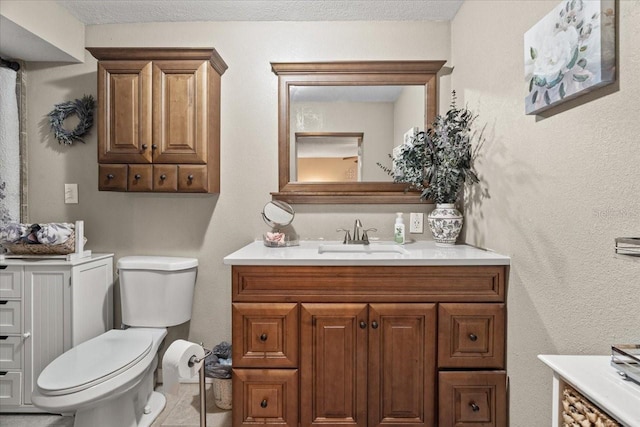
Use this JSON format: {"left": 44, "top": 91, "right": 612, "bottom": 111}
{"left": 378, "top": 91, "right": 480, "bottom": 203}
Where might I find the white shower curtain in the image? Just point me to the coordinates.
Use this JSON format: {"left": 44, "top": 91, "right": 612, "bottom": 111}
{"left": 0, "top": 66, "right": 20, "bottom": 225}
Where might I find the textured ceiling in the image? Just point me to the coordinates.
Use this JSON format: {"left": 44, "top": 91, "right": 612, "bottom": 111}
{"left": 56, "top": 0, "right": 464, "bottom": 25}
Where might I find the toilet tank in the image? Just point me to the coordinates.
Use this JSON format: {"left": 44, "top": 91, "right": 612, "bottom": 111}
{"left": 117, "top": 256, "right": 198, "bottom": 327}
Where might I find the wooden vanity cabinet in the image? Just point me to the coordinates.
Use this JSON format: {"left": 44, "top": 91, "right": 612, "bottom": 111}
{"left": 88, "top": 48, "right": 227, "bottom": 193}
{"left": 231, "top": 265, "right": 509, "bottom": 427}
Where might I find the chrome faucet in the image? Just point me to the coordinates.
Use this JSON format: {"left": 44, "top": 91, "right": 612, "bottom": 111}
{"left": 337, "top": 219, "right": 377, "bottom": 245}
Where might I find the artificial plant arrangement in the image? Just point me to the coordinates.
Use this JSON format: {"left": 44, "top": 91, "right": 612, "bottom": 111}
{"left": 380, "top": 91, "right": 480, "bottom": 202}
{"left": 379, "top": 91, "right": 482, "bottom": 245}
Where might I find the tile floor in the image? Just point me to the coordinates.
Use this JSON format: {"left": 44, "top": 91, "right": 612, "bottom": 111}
{"left": 0, "top": 383, "right": 231, "bottom": 427}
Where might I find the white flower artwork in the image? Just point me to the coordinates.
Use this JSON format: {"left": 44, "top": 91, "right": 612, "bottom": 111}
{"left": 524, "top": 0, "right": 616, "bottom": 115}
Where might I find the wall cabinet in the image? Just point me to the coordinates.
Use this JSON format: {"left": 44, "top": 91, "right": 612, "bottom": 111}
{"left": 87, "top": 48, "right": 227, "bottom": 193}
{"left": 231, "top": 265, "right": 508, "bottom": 427}
{"left": 0, "top": 254, "right": 114, "bottom": 412}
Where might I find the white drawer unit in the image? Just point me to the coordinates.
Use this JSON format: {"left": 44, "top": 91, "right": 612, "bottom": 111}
{"left": 0, "top": 254, "right": 114, "bottom": 412}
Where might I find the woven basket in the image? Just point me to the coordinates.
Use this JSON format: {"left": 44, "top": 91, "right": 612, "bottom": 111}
{"left": 211, "top": 378, "right": 232, "bottom": 410}
{"left": 1, "top": 233, "right": 77, "bottom": 255}
{"left": 562, "top": 385, "right": 620, "bottom": 427}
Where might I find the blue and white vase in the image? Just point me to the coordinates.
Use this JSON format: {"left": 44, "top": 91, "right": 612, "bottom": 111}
{"left": 427, "top": 203, "right": 463, "bottom": 246}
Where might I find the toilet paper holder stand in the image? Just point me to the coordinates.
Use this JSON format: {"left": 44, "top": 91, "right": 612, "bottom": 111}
{"left": 188, "top": 344, "right": 212, "bottom": 427}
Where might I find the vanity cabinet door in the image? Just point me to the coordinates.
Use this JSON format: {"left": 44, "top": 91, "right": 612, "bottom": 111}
{"left": 438, "top": 303, "right": 505, "bottom": 369}
{"left": 97, "top": 60, "right": 153, "bottom": 164}
{"left": 368, "top": 303, "right": 437, "bottom": 427}
{"left": 438, "top": 371, "right": 507, "bottom": 427}
{"left": 232, "top": 303, "right": 298, "bottom": 368}
{"left": 152, "top": 60, "right": 208, "bottom": 164}
{"left": 300, "top": 303, "right": 368, "bottom": 427}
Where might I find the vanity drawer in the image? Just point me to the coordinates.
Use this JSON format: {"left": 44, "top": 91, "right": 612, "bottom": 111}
{"left": 232, "top": 369, "right": 298, "bottom": 427}
{"left": 438, "top": 371, "right": 507, "bottom": 427}
{"left": 153, "top": 165, "right": 178, "bottom": 192}
{"left": 0, "top": 336, "right": 22, "bottom": 369}
{"left": 232, "top": 303, "right": 298, "bottom": 368}
{"left": 0, "top": 301, "right": 21, "bottom": 334}
{"left": 99, "top": 164, "right": 128, "bottom": 191}
{"left": 438, "top": 303, "right": 505, "bottom": 368}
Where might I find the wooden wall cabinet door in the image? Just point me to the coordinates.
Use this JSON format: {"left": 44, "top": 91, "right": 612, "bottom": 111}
{"left": 97, "top": 61, "right": 152, "bottom": 164}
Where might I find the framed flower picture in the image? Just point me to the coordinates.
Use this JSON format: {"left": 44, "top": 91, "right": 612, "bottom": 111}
{"left": 524, "top": 0, "right": 616, "bottom": 115}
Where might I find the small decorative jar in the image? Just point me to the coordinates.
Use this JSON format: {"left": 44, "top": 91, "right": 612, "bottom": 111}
{"left": 427, "top": 203, "right": 463, "bottom": 246}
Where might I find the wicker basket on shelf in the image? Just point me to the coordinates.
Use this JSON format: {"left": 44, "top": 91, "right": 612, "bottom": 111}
{"left": 1, "top": 233, "right": 77, "bottom": 255}
{"left": 562, "top": 385, "right": 620, "bottom": 427}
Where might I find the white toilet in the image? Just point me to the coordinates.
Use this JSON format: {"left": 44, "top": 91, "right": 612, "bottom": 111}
{"left": 31, "top": 256, "right": 198, "bottom": 427}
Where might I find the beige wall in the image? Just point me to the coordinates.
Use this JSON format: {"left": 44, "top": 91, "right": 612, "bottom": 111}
{"left": 452, "top": 1, "right": 640, "bottom": 425}
{"left": 25, "top": 20, "right": 450, "bottom": 362}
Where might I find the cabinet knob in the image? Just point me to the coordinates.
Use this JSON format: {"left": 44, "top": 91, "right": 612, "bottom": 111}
{"left": 187, "top": 174, "right": 194, "bottom": 181}
{"left": 260, "top": 399, "right": 268, "bottom": 408}
{"left": 470, "top": 402, "right": 480, "bottom": 412}
{"left": 22, "top": 332, "right": 31, "bottom": 339}
{"left": 371, "top": 321, "right": 379, "bottom": 329}
{"left": 141, "top": 144, "right": 148, "bottom": 150}
{"left": 152, "top": 144, "right": 158, "bottom": 150}
{"left": 134, "top": 174, "right": 142, "bottom": 180}
{"left": 259, "top": 333, "right": 268, "bottom": 342}
{"left": 160, "top": 174, "right": 167, "bottom": 180}
{"left": 359, "top": 321, "right": 367, "bottom": 329}
{"left": 469, "top": 333, "right": 478, "bottom": 342}
{"left": 107, "top": 174, "right": 114, "bottom": 180}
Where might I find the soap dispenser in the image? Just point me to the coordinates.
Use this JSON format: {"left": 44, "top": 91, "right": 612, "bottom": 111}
{"left": 394, "top": 212, "right": 405, "bottom": 244}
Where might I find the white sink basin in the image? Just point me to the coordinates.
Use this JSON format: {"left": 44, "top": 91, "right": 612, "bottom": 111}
{"left": 318, "top": 243, "right": 410, "bottom": 255}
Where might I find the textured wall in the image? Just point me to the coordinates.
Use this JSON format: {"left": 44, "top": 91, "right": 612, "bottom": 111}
{"left": 25, "top": 20, "right": 450, "bottom": 357}
{"left": 452, "top": 1, "right": 640, "bottom": 425}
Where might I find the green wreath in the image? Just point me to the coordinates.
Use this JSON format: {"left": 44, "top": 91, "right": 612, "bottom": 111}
{"left": 48, "top": 95, "right": 96, "bottom": 145}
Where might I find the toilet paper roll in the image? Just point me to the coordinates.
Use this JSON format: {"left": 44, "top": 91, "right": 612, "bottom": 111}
{"left": 162, "top": 339, "right": 205, "bottom": 396}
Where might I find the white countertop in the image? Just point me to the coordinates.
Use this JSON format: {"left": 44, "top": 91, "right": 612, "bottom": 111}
{"left": 539, "top": 355, "right": 640, "bottom": 426}
{"left": 223, "top": 240, "right": 510, "bottom": 266}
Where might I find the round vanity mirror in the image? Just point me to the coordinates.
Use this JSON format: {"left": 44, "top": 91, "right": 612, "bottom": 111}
{"left": 262, "top": 201, "right": 299, "bottom": 247}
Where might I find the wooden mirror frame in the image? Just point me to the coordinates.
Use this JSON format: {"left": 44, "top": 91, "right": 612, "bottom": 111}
{"left": 271, "top": 60, "right": 445, "bottom": 204}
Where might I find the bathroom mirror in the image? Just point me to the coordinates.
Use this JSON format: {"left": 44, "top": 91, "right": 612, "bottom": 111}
{"left": 271, "top": 60, "right": 445, "bottom": 204}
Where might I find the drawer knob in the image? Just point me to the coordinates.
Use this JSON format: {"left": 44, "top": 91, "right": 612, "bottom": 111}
{"left": 470, "top": 402, "right": 480, "bottom": 412}
{"left": 371, "top": 321, "right": 379, "bottom": 329}
{"left": 259, "top": 333, "right": 268, "bottom": 342}
{"left": 134, "top": 174, "right": 142, "bottom": 180}
{"left": 188, "top": 174, "right": 194, "bottom": 181}
{"left": 160, "top": 174, "right": 167, "bottom": 180}
{"left": 107, "top": 174, "right": 115, "bottom": 180}
{"left": 359, "top": 321, "right": 367, "bottom": 329}
{"left": 260, "top": 399, "right": 268, "bottom": 408}
{"left": 469, "top": 333, "right": 478, "bottom": 342}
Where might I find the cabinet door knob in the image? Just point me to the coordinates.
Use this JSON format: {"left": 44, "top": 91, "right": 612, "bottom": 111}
{"left": 371, "top": 321, "right": 379, "bottom": 329}
{"left": 141, "top": 144, "right": 148, "bottom": 150}
{"left": 359, "top": 321, "right": 367, "bottom": 329}
{"left": 107, "top": 174, "right": 114, "bottom": 180}
{"left": 470, "top": 402, "right": 480, "bottom": 412}
{"left": 259, "top": 333, "right": 268, "bottom": 342}
{"left": 469, "top": 333, "right": 478, "bottom": 342}
{"left": 260, "top": 399, "right": 268, "bottom": 408}
{"left": 152, "top": 144, "right": 158, "bottom": 150}
{"left": 187, "top": 174, "right": 194, "bottom": 181}
{"left": 22, "top": 332, "right": 31, "bottom": 339}
{"left": 160, "top": 174, "right": 167, "bottom": 180}
{"left": 134, "top": 174, "right": 142, "bottom": 180}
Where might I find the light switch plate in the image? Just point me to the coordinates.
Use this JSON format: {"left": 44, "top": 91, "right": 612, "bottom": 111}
{"left": 409, "top": 212, "right": 424, "bottom": 234}
{"left": 64, "top": 183, "right": 78, "bottom": 204}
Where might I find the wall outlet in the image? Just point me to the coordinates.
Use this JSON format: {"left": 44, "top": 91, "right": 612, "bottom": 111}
{"left": 409, "top": 212, "right": 424, "bottom": 234}
{"left": 64, "top": 183, "right": 78, "bottom": 204}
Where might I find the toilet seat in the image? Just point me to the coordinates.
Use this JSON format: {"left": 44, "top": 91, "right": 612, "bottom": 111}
{"left": 37, "top": 329, "right": 153, "bottom": 396}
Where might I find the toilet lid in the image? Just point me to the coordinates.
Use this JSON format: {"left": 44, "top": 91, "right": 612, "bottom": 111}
{"left": 37, "top": 329, "right": 153, "bottom": 395}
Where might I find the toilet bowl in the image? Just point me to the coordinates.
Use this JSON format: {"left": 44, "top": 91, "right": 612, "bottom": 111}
{"left": 31, "top": 256, "right": 198, "bottom": 427}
